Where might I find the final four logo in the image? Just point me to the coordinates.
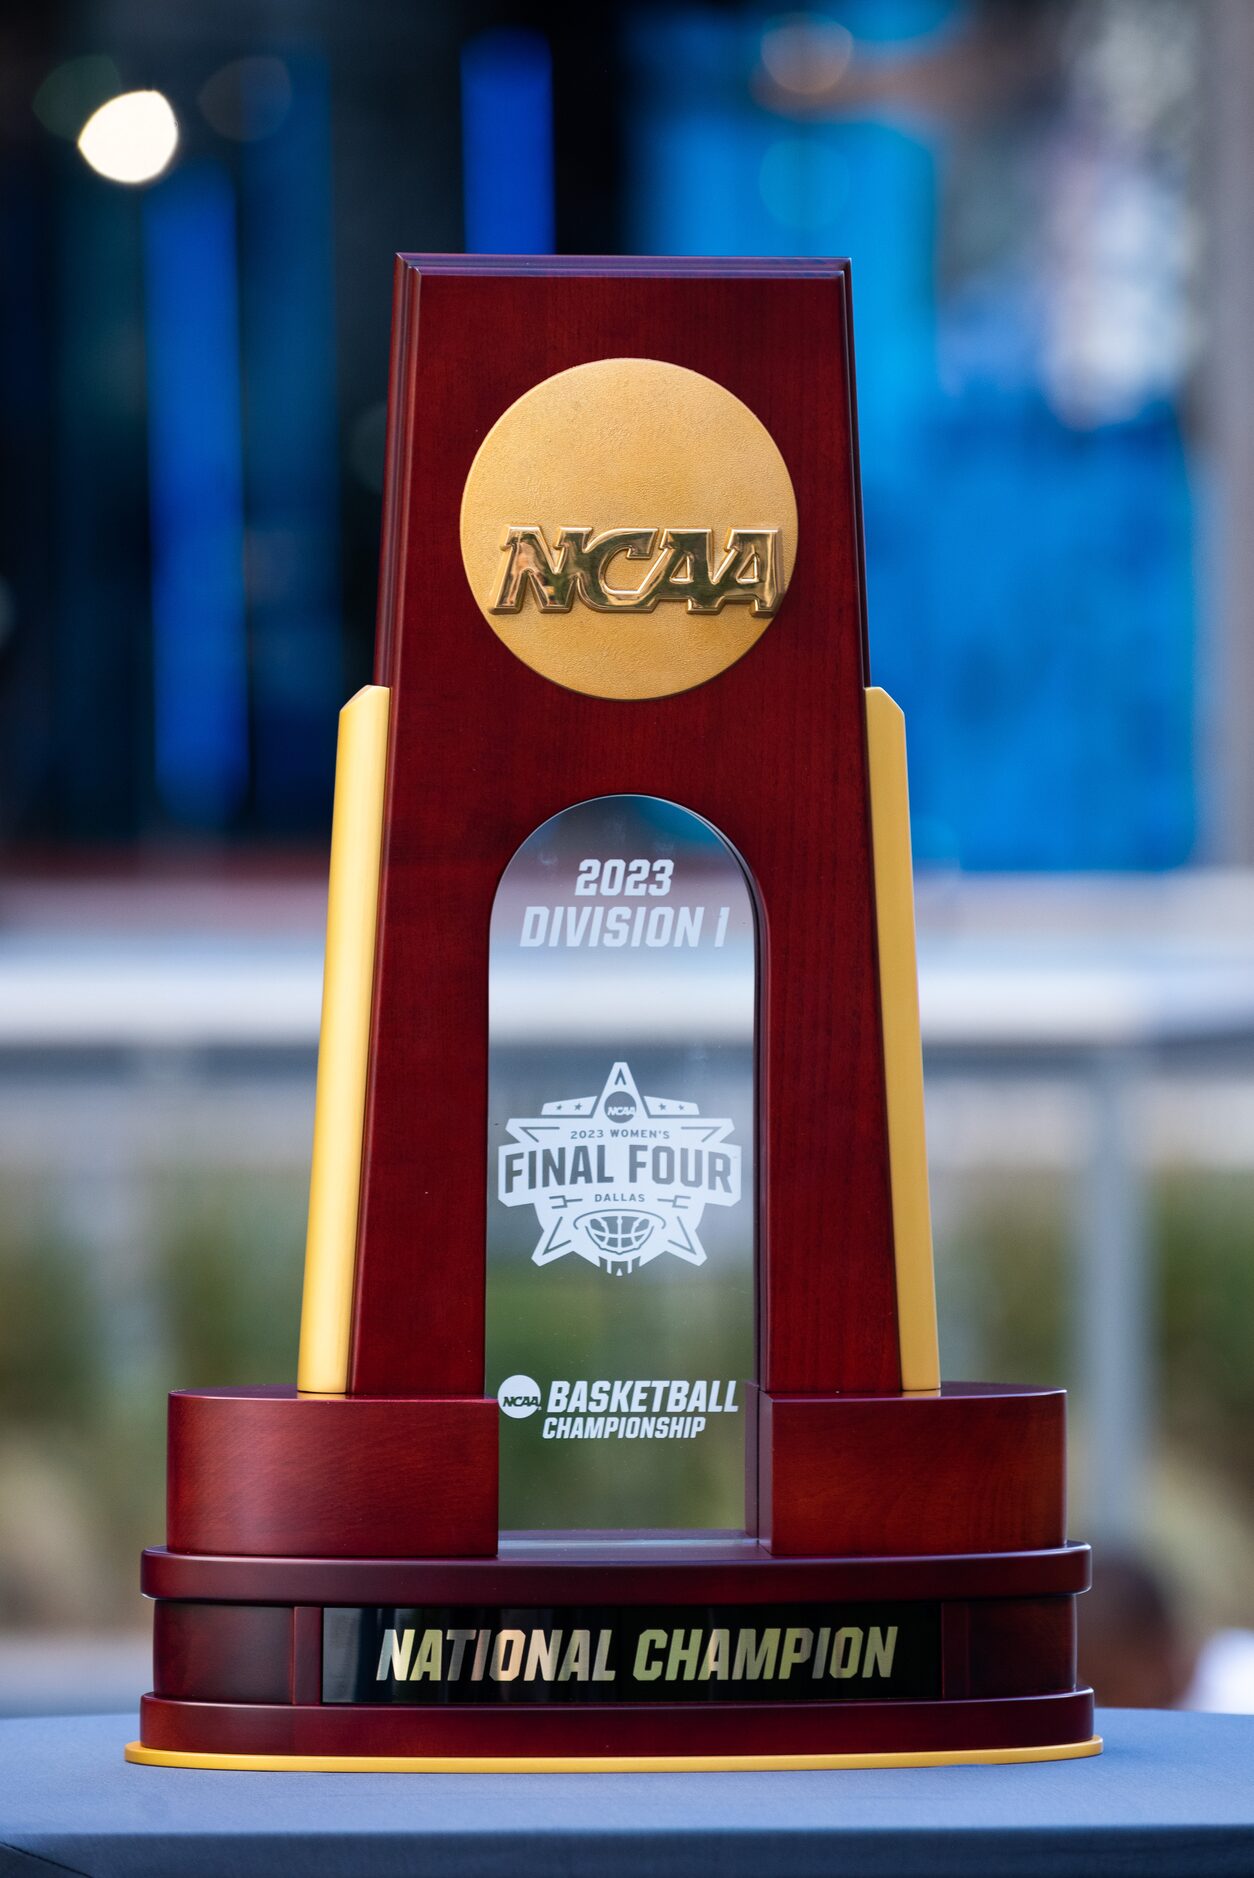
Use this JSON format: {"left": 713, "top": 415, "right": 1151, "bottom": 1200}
{"left": 498, "top": 1062, "right": 741, "bottom": 1276}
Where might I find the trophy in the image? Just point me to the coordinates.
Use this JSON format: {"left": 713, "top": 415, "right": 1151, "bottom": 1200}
{"left": 128, "top": 258, "right": 1098, "bottom": 1770}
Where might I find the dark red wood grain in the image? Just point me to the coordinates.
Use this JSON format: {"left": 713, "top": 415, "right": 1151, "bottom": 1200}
{"left": 138, "top": 1689, "right": 1094, "bottom": 1759}
{"left": 941, "top": 1601, "right": 972, "bottom": 1699}
{"left": 153, "top": 1602, "right": 292, "bottom": 1705}
{"left": 351, "top": 256, "right": 899, "bottom": 1400}
{"left": 166, "top": 1387, "right": 497, "bottom": 1559}
{"left": 291, "top": 1606, "right": 323, "bottom": 1706}
{"left": 966, "top": 1597, "right": 1077, "bottom": 1701}
{"left": 757, "top": 1383, "right": 1067, "bottom": 1557}
{"left": 140, "top": 1540, "right": 1092, "bottom": 1606}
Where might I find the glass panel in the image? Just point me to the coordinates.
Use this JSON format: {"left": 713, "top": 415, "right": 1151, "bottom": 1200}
{"left": 487, "top": 794, "right": 757, "bottom": 1533}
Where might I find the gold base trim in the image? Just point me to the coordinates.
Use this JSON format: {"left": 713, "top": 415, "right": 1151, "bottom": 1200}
{"left": 125, "top": 1736, "right": 1102, "bottom": 1774}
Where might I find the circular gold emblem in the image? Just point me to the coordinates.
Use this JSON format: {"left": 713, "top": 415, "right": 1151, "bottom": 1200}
{"left": 460, "top": 358, "right": 797, "bottom": 700}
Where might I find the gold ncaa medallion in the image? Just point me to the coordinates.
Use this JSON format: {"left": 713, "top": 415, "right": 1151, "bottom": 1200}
{"left": 460, "top": 358, "right": 798, "bottom": 700}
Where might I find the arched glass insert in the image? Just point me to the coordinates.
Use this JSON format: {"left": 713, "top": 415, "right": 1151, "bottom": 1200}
{"left": 487, "top": 794, "right": 758, "bottom": 1533}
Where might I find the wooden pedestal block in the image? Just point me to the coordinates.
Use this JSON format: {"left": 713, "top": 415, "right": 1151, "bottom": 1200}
{"left": 755, "top": 1383, "right": 1066, "bottom": 1558}
{"left": 166, "top": 1387, "right": 498, "bottom": 1558}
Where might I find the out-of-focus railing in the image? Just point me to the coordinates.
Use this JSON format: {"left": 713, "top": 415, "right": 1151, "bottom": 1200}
{"left": 5, "top": 869, "right": 1254, "bottom": 1544}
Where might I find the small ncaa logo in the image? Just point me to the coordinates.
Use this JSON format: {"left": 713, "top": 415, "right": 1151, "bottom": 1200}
{"left": 497, "top": 1374, "right": 542, "bottom": 1419}
{"left": 498, "top": 1062, "right": 741, "bottom": 1276}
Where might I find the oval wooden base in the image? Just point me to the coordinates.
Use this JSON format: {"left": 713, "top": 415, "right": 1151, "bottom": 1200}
{"left": 144, "top": 1383, "right": 1089, "bottom": 1765}
{"left": 125, "top": 1736, "right": 1104, "bottom": 1774}
{"left": 135, "top": 1690, "right": 1095, "bottom": 1761}
{"left": 136, "top": 1539, "right": 1093, "bottom": 1764}
{"left": 141, "top": 1537, "right": 1092, "bottom": 1605}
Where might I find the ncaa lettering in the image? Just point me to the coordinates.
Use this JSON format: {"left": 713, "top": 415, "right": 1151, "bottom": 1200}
{"left": 493, "top": 525, "right": 781, "bottom": 616}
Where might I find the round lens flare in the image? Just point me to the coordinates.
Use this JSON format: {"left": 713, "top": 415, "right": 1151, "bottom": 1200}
{"left": 760, "top": 15, "right": 854, "bottom": 96}
{"left": 77, "top": 89, "right": 178, "bottom": 185}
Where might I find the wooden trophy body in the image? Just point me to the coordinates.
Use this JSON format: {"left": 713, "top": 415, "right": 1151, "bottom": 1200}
{"left": 130, "top": 258, "right": 1097, "bottom": 1770}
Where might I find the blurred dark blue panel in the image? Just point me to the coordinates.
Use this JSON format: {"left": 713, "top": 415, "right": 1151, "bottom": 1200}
{"left": 868, "top": 400, "right": 1196, "bottom": 870}
{"left": 0, "top": 150, "right": 56, "bottom": 835}
{"left": 44, "top": 170, "right": 152, "bottom": 839}
{"left": 461, "top": 29, "right": 555, "bottom": 254}
{"left": 239, "top": 52, "right": 343, "bottom": 830}
{"left": 626, "top": 3, "right": 1197, "bottom": 871}
{"left": 143, "top": 161, "right": 249, "bottom": 829}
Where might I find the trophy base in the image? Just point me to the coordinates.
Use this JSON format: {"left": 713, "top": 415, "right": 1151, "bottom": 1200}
{"left": 125, "top": 1737, "right": 1102, "bottom": 1773}
{"left": 133, "top": 1536, "right": 1096, "bottom": 1768}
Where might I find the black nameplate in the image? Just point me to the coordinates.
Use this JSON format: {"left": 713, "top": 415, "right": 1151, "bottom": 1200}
{"left": 322, "top": 1602, "right": 941, "bottom": 1705}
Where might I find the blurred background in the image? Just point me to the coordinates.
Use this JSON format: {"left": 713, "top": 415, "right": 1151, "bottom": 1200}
{"left": 2, "top": 0, "right": 1253, "bottom": 1718}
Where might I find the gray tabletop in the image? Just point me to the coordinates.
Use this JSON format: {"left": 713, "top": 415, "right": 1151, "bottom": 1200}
{"left": 1, "top": 1710, "right": 1251, "bottom": 1878}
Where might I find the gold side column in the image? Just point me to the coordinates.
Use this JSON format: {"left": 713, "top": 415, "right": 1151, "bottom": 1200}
{"left": 297, "top": 684, "right": 391, "bottom": 1395}
{"left": 865, "top": 686, "right": 941, "bottom": 1392}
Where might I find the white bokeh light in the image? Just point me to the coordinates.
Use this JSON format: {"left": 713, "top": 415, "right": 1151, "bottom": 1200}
{"left": 77, "top": 90, "right": 178, "bottom": 185}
